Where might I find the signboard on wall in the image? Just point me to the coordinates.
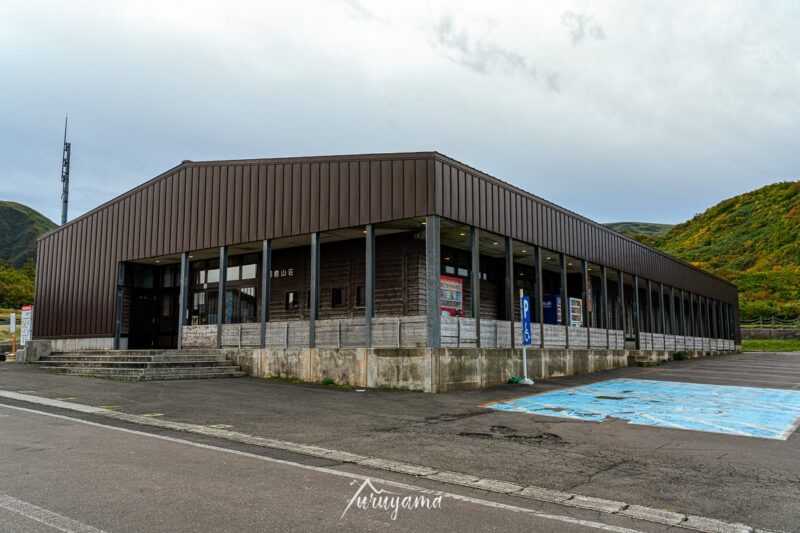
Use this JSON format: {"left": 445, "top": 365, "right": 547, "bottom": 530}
{"left": 440, "top": 275, "right": 463, "bottom": 316}
{"left": 20, "top": 305, "right": 32, "bottom": 346}
{"left": 542, "top": 294, "right": 561, "bottom": 325}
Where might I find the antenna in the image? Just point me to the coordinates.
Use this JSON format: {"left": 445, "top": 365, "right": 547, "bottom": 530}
{"left": 60, "top": 114, "right": 71, "bottom": 225}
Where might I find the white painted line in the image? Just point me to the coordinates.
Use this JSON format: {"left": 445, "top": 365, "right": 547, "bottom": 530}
{"left": 653, "top": 374, "right": 799, "bottom": 387}
{"left": 0, "top": 403, "right": 642, "bottom": 533}
{"left": 0, "top": 391, "right": 110, "bottom": 414}
{"left": 0, "top": 493, "right": 106, "bottom": 533}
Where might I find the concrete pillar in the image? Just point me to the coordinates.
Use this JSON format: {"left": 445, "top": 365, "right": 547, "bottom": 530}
{"left": 216, "top": 246, "right": 228, "bottom": 349}
{"left": 536, "top": 246, "right": 545, "bottom": 349}
{"left": 260, "top": 239, "right": 271, "bottom": 348}
{"left": 425, "top": 215, "right": 441, "bottom": 348}
{"left": 632, "top": 274, "right": 641, "bottom": 350}
{"left": 309, "top": 232, "right": 321, "bottom": 348}
{"left": 680, "top": 289, "right": 687, "bottom": 338}
{"left": 470, "top": 227, "right": 481, "bottom": 347}
{"left": 689, "top": 293, "right": 696, "bottom": 338}
{"left": 669, "top": 286, "right": 676, "bottom": 335}
{"left": 646, "top": 279, "right": 654, "bottom": 347}
{"left": 177, "top": 252, "right": 189, "bottom": 349}
{"left": 698, "top": 295, "right": 705, "bottom": 342}
{"left": 113, "top": 262, "right": 125, "bottom": 350}
{"left": 365, "top": 224, "right": 375, "bottom": 347}
{"left": 725, "top": 303, "right": 731, "bottom": 340}
{"left": 618, "top": 270, "right": 626, "bottom": 336}
{"left": 504, "top": 236, "right": 516, "bottom": 348}
{"left": 580, "top": 260, "right": 589, "bottom": 327}
{"left": 601, "top": 265, "right": 609, "bottom": 348}
{"left": 580, "top": 259, "right": 589, "bottom": 349}
{"left": 659, "top": 283, "right": 667, "bottom": 336}
{"left": 560, "top": 253, "right": 569, "bottom": 348}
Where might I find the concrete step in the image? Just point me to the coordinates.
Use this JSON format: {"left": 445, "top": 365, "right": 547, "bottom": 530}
{"left": 40, "top": 367, "right": 246, "bottom": 381}
{"left": 34, "top": 348, "right": 245, "bottom": 381}
{"left": 39, "top": 355, "right": 230, "bottom": 363}
{"left": 41, "top": 365, "right": 244, "bottom": 376}
{"left": 36, "top": 360, "right": 235, "bottom": 369}
{"left": 50, "top": 349, "right": 225, "bottom": 357}
{"left": 137, "top": 372, "right": 247, "bottom": 381}
{"left": 41, "top": 368, "right": 247, "bottom": 381}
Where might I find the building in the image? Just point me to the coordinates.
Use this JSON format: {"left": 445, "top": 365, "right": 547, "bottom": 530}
{"left": 30, "top": 152, "right": 739, "bottom": 391}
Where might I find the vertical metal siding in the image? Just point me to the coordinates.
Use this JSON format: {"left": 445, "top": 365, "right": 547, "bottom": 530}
{"left": 33, "top": 152, "right": 737, "bottom": 339}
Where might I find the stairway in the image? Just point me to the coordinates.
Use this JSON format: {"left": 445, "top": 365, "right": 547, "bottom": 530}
{"left": 34, "top": 350, "right": 247, "bottom": 381}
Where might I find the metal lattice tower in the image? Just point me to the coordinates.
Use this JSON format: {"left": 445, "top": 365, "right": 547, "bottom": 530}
{"left": 60, "top": 115, "right": 71, "bottom": 226}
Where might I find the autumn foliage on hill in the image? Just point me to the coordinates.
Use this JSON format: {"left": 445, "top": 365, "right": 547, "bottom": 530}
{"left": 652, "top": 182, "right": 800, "bottom": 319}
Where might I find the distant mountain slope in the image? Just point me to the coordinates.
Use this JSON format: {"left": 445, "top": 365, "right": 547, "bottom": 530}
{"left": 605, "top": 222, "right": 674, "bottom": 238}
{"left": 604, "top": 222, "right": 674, "bottom": 246}
{"left": 655, "top": 181, "right": 800, "bottom": 319}
{"left": 0, "top": 201, "right": 57, "bottom": 268}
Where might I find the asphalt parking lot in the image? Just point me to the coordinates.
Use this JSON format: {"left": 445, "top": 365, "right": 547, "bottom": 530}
{"left": 2, "top": 351, "right": 799, "bottom": 531}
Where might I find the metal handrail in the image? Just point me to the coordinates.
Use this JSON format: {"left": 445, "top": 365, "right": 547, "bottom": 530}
{"left": 740, "top": 316, "right": 800, "bottom": 327}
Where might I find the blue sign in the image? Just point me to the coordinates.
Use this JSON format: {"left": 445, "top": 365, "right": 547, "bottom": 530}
{"left": 521, "top": 295, "right": 532, "bottom": 346}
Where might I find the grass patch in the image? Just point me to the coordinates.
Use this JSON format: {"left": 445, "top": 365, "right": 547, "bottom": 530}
{"left": 0, "top": 308, "right": 14, "bottom": 342}
{"left": 672, "top": 351, "right": 689, "bottom": 361}
{"left": 742, "top": 339, "right": 800, "bottom": 352}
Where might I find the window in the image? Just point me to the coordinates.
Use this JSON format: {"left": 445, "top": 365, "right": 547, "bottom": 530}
{"left": 286, "top": 291, "right": 299, "bottom": 309}
{"left": 356, "top": 286, "right": 366, "bottom": 307}
{"left": 332, "top": 287, "right": 346, "bottom": 308}
{"left": 242, "top": 263, "right": 257, "bottom": 280}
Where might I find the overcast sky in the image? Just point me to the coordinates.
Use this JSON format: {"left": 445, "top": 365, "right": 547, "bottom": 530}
{"left": 1, "top": 0, "right": 798, "bottom": 226}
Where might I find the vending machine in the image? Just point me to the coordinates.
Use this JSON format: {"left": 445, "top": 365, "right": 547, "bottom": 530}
{"left": 440, "top": 275, "right": 464, "bottom": 317}
{"left": 542, "top": 294, "right": 562, "bottom": 324}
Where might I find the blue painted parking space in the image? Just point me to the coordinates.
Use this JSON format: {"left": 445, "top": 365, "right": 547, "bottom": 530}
{"left": 486, "top": 378, "right": 800, "bottom": 440}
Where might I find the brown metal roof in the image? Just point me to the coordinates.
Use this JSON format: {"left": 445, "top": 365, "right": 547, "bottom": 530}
{"left": 34, "top": 151, "right": 738, "bottom": 339}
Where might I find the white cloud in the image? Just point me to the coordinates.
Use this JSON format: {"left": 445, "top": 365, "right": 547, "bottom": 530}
{"left": 0, "top": 0, "right": 798, "bottom": 224}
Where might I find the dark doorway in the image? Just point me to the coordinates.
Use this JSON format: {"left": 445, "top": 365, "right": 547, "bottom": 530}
{"left": 127, "top": 263, "right": 180, "bottom": 349}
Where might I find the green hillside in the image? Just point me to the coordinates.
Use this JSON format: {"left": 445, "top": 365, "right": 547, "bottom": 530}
{"left": 0, "top": 201, "right": 57, "bottom": 267}
{"left": 604, "top": 222, "right": 674, "bottom": 238}
{"left": 604, "top": 222, "right": 675, "bottom": 247}
{"left": 654, "top": 181, "right": 800, "bottom": 319}
{"left": 0, "top": 201, "right": 55, "bottom": 309}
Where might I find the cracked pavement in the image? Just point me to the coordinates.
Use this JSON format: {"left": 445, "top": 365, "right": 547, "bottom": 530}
{"left": 2, "top": 351, "right": 799, "bottom": 531}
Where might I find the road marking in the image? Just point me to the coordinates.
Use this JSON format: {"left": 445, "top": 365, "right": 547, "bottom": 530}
{"left": 0, "top": 391, "right": 765, "bottom": 532}
{"left": 0, "top": 402, "right": 642, "bottom": 533}
{"left": 0, "top": 391, "right": 108, "bottom": 414}
{"left": 0, "top": 493, "right": 106, "bottom": 533}
{"left": 486, "top": 379, "right": 800, "bottom": 440}
{"left": 654, "top": 373, "right": 799, "bottom": 387}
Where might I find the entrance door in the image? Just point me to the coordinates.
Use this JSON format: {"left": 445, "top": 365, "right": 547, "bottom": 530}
{"left": 129, "top": 289, "right": 158, "bottom": 349}
{"left": 156, "top": 290, "right": 179, "bottom": 349}
{"left": 127, "top": 263, "right": 181, "bottom": 349}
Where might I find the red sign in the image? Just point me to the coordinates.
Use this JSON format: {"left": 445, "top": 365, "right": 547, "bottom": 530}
{"left": 440, "top": 276, "right": 463, "bottom": 316}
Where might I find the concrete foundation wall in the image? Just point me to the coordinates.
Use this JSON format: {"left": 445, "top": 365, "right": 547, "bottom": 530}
{"left": 21, "top": 337, "right": 128, "bottom": 362}
{"left": 234, "top": 345, "right": 733, "bottom": 392}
